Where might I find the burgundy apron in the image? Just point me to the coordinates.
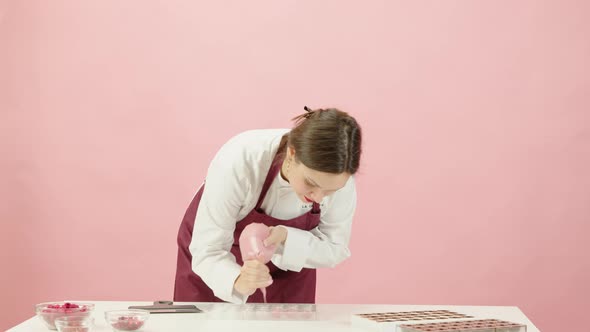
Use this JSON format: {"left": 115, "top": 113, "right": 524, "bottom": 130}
{"left": 174, "top": 155, "right": 321, "bottom": 303}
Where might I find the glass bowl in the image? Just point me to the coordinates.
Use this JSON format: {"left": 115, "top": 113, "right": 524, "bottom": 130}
{"left": 55, "top": 315, "right": 94, "bottom": 332}
{"left": 35, "top": 302, "right": 95, "bottom": 330}
{"left": 104, "top": 310, "right": 150, "bottom": 331}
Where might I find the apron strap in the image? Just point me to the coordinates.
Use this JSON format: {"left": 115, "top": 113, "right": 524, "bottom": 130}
{"left": 254, "top": 154, "right": 283, "bottom": 211}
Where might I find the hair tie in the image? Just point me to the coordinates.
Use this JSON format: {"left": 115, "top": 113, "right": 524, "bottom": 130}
{"left": 303, "top": 106, "right": 314, "bottom": 119}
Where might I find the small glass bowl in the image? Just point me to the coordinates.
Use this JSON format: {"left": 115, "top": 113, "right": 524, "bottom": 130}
{"left": 55, "top": 316, "right": 94, "bottom": 332}
{"left": 104, "top": 310, "right": 150, "bottom": 331}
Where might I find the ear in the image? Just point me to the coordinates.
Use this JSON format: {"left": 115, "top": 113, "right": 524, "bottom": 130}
{"left": 288, "top": 146, "right": 296, "bottom": 158}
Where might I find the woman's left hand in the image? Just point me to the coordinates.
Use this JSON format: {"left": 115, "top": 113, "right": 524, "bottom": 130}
{"left": 263, "top": 226, "right": 288, "bottom": 247}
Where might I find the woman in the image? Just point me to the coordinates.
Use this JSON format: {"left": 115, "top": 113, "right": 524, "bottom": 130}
{"left": 174, "top": 106, "right": 362, "bottom": 304}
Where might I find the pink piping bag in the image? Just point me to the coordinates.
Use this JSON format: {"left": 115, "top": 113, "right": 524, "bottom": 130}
{"left": 239, "top": 223, "right": 277, "bottom": 302}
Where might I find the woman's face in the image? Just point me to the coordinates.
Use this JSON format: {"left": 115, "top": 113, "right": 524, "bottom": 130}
{"left": 283, "top": 148, "right": 351, "bottom": 204}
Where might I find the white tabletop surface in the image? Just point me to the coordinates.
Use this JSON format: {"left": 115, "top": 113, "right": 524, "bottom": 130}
{"left": 8, "top": 301, "right": 540, "bottom": 332}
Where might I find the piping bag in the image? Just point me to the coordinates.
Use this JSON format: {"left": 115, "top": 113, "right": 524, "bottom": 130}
{"left": 239, "top": 223, "right": 277, "bottom": 303}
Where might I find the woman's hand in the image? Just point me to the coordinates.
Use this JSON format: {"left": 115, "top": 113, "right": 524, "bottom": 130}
{"left": 233, "top": 257, "right": 273, "bottom": 296}
{"left": 263, "top": 226, "right": 288, "bottom": 247}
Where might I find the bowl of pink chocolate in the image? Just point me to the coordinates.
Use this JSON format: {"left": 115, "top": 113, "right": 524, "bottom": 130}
{"left": 35, "top": 302, "right": 95, "bottom": 330}
{"left": 104, "top": 310, "right": 150, "bottom": 331}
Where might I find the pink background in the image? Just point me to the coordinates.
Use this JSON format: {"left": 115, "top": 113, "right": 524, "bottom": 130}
{"left": 1, "top": 1, "right": 589, "bottom": 331}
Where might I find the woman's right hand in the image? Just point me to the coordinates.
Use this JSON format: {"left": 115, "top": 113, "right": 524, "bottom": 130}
{"left": 233, "top": 259, "right": 273, "bottom": 296}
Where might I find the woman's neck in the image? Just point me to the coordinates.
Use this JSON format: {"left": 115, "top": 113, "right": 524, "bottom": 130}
{"left": 279, "top": 158, "right": 290, "bottom": 182}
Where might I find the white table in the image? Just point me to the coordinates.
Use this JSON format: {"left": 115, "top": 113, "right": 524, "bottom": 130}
{"left": 8, "top": 301, "right": 540, "bottom": 332}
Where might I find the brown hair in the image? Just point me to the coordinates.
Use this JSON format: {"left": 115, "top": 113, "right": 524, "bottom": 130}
{"left": 277, "top": 106, "right": 362, "bottom": 174}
